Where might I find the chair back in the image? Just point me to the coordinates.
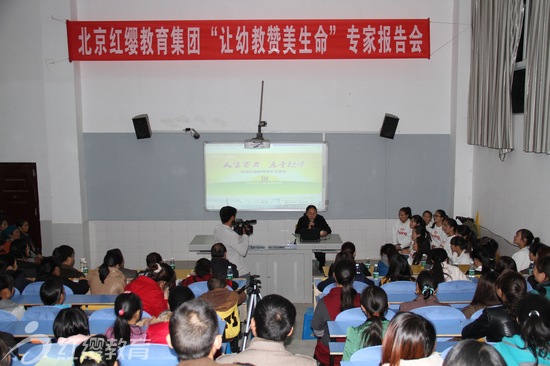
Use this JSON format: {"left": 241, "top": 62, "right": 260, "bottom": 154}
{"left": 21, "top": 306, "right": 62, "bottom": 321}
{"left": 22, "top": 281, "right": 74, "bottom": 296}
{"left": 89, "top": 307, "right": 152, "bottom": 322}
{"left": 410, "top": 305, "right": 466, "bottom": 321}
{"left": 13, "top": 287, "right": 20, "bottom": 296}
{"left": 0, "top": 309, "right": 18, "bottom": 322}
{"left": 350, "top": 345, "right": 382, "bottom": 363}
{"left": 380, "top": 281, "right": 416, "bottom": 294}
{"left": 118, "top": 344, "right": 178, "bottom": 366}
{"left": 335, "top": 307, "right": 396, "bottom": 324}
{"left": 470, "top": 307, "right": 484, "bottom": 321}
{"left": 437, "top": 280, "right": 476, "bottom": 293}
{"left": 20, "top": 343, "right": 77, "bottom": 366}
{"left": 188, "top": 281, "right": 209, "bottom": 297}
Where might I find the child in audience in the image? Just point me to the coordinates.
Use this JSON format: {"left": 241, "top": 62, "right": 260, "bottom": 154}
{"left": 40, "top": 278, "right": 69, "bottom": 307}
{"left": 381, "top": 254, "right": 414, "bottom": 285}
{"left": 74, "top": 335, "right": 118, "bottom": 366}
{"left": 461, "top": 271, "right": 500, "bottom": 319}
{"left": 512, "top": 229, "right": 539, "bottom": 271}
{"left": 392, "top": 207, "right": 412, "bottom": 248}
{"left": 428, "top": 249, "right": 468, "bottom": 283}
{"left": 399, "top": 270, "right": 449, "bottom": 312}
{"left": 450, "top": 237, "right": 471, "bottom": 265}
{"left": 0, "top": 274, "right": 25, "bottom": 319}
{"left": 428, "top": 209, "right": 448, "bottom": 249}
{"left": 125, "top": 262, "right": 175, "bottom": 317}
{"left": 532, "top": 256, "right": 550, "bottom": 299}
{"left": 381, "top": 312, "right": 443, "bottom": 366}
{"left": 444, "top": 339, "right": 506, "bottom": 366}
{"left": 343, "top": 286, "right": 390, "bottom": 361}
{"left": 378, "top": 244, "right": 399, "bottom": 277}
{"left": 105, "top": 292, "right": 150, "bottom": 345}
{"left": 494, "top": 256, "right": 518, "bottom": 274}
{"left": 53, "top": 307, "right": 91, "bottom": 345}
{"left": 462, "top": 270, "right": 526, "bottom": 342}
{"left": 493, "top": 294, "right": 550, "bottom": 365}
{"left": 312, "top": 259, "right": 360, "bottom": 366}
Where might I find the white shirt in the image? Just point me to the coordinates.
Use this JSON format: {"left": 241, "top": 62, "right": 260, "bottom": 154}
{"left": 512, "top": 246, "right": 531, "bottom": 272}
{"left": 451, "top": 250, "right": 472, "bottom": 265}
{"left": 443, "top": 235, "right": 455, "bottom": 258}
{"left": 428, "top": 225, "right": 447, "bottom": 249}
{"left": 442, "top": 262, "right": 469, "bottom": 282}
{"left": 392, "top": 219, "right": 412, "bottom": 246}
{"left": 213, "top": 223, "right": 250, "bottom": 275}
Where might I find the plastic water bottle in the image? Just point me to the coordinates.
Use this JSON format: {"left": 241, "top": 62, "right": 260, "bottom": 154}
{"left": 170, "top": 258, "right": 176, "bottom": 270}
{"left": 82, "top": 259, "right": 88, "bottom": 276}
{"left": 365, "top": 258, "right": 371, "bottom": 270}
{"left": 528, "top": 261, "right": 534, "bottom": 275}
{"left": 227, "top": 265, "right": 233, "bottom": 280}
{"left": 468, "top": 261, "right": 475, "bottom": 278}
{"left": 80, "top": 258, "right": 86, "bottom": 273}
{"left": 373, "top": 264, "right": 379, "bottom": 280}
{"left": 420, "top": 254, "right": 427, "bottom": 269}
{"left": 355, "top": 263, "right": 361, "bottom": 275}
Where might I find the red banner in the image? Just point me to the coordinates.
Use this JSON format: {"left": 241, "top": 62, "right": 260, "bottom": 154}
{"left": 66, "top": 19, "right": 430, "bottom": 61}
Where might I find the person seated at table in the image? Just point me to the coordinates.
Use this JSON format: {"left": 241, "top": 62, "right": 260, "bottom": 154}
{"left": 408, "top": 226, "right": 431, "bottom": 265}
{"left": 37, "top": 256, "right": 89, "bottom": 295}
{"left": 9, "top": 239, "right": 37, "bottom": 279}
{"left": 0, "top": 225, "right": 20, "bottom": 255}
{"left": 211, "top": 243, "right": 239, "bottom": 282}
{"left": 0, "top": 253, "right": 32, "bottom": 293}
{"left": 450, "top": 236, "right": 471, "bottom": 265}
{"left": 317, "top": 250, "right": 374, "bottom": 292}
{"left": 136, "top": 252, "right": 164, "bottom": 277}
{"left": 380, "top": 312, "right": 443, "bottom": 366}
{"left": 494, "top": 256, "right": 518, "bottom": 275}
{"left": 295, "top": 205, "right": 332, "bottom": 272}
{"left": 461, "top": 271, "right": 500, "bottom": 319}
{"left": 470, "top": 244, "right": 496, "bottom": 275}
{"left": 146, "top": 285, "right": 195, "bottom": 344}
{"left": 462, "top": 270, "right": 526, "bottom": 342}
{"left": 108, "top": 248, "right": 137, "bottom": 280}
{"left": 52, "top": 245, "right": 84, "bottom": 279}
{"left": 378, "top": 243, "right": 400, "bottom": 278}
{"left": 74, "top": 335, "right": 118, "bottom": 366}
{"left": 40, "top": 277, "right": 69, "bottom": 307}
{"left": 398, "top": 270, "right": 449, "bottom": 313}
{"left": 428, "top": 248, "right": 469, "bottom": 283}
{"left": 311, "top": 259, "right": 360, "bottom": 366}
{"left": 181, "top": 258, "right": 235, "bottom": 289}
{"left": 105, "top": 292, "right": 150, "bottom": 345}
{"left": 493, "top": 294, "right": 550, "bottom": 365}
{"left": 324, "top": 242, "right": 372, "bottom": 278}
{"left": 391, "top": 207, "right": 412, "bottom": 249}
{"left": 444, "top": 339, "right": 506, "bottom": 366}
{"left": 0, "top": 274, "right": 25, "bottom": 319}
{"left": 16, "top": 219, "right": 41, "bottom": 262}
{"left": 512, "top": 228, "right": 539, "bottom": 272}
{"left": 532, "top": 256, "right": 550, "bottom": 300}
{"left": 125, "top": 262, "right": 175, "bottom": 317}
{"left": 381, "top": 254, "right": 414, "bottom": 285}
{"left": 343, "top": 286, "right": 390, "bottom": 361}
{"left": 53, "top": 307, "right": 91, "bottom": 345}
{"left": 87, "top": 250, "right": 127, "bottom": 295}
{"left": 217, "top": 294, "right": 316, "bottom": 366}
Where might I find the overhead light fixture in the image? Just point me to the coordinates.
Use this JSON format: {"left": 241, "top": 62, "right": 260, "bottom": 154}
{"left": 245, "top": 81, "right": 270, "bottom": 149}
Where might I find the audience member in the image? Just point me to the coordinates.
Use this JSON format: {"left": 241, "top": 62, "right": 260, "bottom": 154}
{"left": 408, "top": 226, "right": 431, "bottom": 265}
{"left": 37, "top": 256, "right": 89, "bottom": 294}
{"left": 317, "top": 250, "right": 373, "bottom": 292}
{"left": 494, "top": 256, "right": 518, "bottom": 274}
{"left": 108, "top": 248, "right": 137, "bottom": 280}
{"left": 9, "top": 239, "right": 37, "bottom": 278}
{"left": 381, "top": 254, "right": 414, "bottom": 284}
{"left": 422, "top": 210, "right": 433, "bottom": 227}
{"left": 381, "top": 312, "right": 443, "bottom": 366}
{"left": 456, "top": 225, "right": 476, "bottom": 254}
{"left": 16, "top": 219, "right": 41, "bottom": 260}
{"left": 443, "top": 339, "right": 506, "bottom": 366}
{"left": 52, "top": 245, "right": 84, "bottom": 278}
{"left": 0, "top": 253, "right": 32, "bottom": 293}
{"left": 392, "top": 207, "right": 412, "bottom": 248}
{"left": 211, "top": 243, "right": 239, "bottom": 282}
{"left": 493, "top": 294, "right": 550, "bottom": 365}
{"left": 87, "top": 250, "right": 127, "bottom": 295}
{"left": 399, "top": 270, "right": 449, "bottom": 312}
{"left": 428, "top": 209, "right": 448, "bottom": 250}
{"left": 462, "top": 270, "right": 526, "bottom": 342}
{"left": 311, "top": 259, "right": 360, "bottom": 366}
{"left": 378, "top": 243, "right": 399, "bottom": 277}
{"left": 125, "top": 262, "right": 175, "bottom": 317}
{"left": 428, "top": 248, "right": 468, "bottom": 283}
{"left": 343, "top": 286, "right": 390, "bottom": 361}
{"left": 449, "top": 236, "right": 471, "bottom": 265}
{"left": 39, "top": 277, "right": 68, "bottom": 307}
{"left": 512, "top": 229, "right": 539, "bottom": 271}
{"left": 0, "top": 274, "right": 25, "bottom": 319}
{"left": 53, "top": 307, "right": 91, "bottom": 345}
{"left": 217, "top": 294, "right": 316, "bottom": 365}
{"left": 73, "top": 335, "right": 118, "bottom": 366}
{"left": 461, "top": 271, "right": 500, "bottom": 319}
{"left": 470, "top": 245, "right": 496, "bottom": 274}
{"left": 0, "top": 225, "right": 19, "bottom": 254}
{"left": 442, "top": 218, "right": 458, "bottom": 258}
{"left": 105, "top": 292, "right": 149, "bottom": 345}
{"left": 532, "top": 256, "right": 550, "bottom": 299}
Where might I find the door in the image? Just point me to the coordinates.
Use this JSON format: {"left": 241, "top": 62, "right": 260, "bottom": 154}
{"left": 0, "top": 163, "right": 41, "bottom": 250}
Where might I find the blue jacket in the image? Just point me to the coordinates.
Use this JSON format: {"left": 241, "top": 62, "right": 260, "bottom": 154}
{"left": 494, "top": 334, "right": 550, "bottom": 366}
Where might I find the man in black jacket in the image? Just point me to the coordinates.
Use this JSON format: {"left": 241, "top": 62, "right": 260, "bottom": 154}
{"left": 210, "top": 243, "right": 239, "bottom": 289}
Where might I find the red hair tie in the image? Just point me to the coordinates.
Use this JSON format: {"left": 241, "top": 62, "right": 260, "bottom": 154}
{"left": 118, "top": 309, "right": 125, "bottom": 316}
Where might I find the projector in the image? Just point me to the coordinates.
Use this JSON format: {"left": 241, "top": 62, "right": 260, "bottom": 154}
{"left": 244, "top": 138, "right": 270, "bottom": 149}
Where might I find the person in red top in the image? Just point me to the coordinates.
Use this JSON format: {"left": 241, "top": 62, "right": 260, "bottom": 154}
{"left": 125, "top": 262, "right": 176, "bottom": 317}
{"left": 311, "top": 259, "right": 362, "bottom": 366}
{"left": 180, "top": 258, "right": 234, "bottom": 288}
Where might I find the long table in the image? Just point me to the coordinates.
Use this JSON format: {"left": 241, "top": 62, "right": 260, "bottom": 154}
{"left": 12, "top": 294, "right": 118, "bottom": 307}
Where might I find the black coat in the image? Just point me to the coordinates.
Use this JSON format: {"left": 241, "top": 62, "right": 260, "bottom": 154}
{"left": 461, "top": 305, "right": 520, "bottom": 342}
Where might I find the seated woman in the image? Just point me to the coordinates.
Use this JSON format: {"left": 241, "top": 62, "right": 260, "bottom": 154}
{"left": 312, "top": 259, "right": 360, "bottom": 366}
{"left": 494, "top": 256, "right": 518, "bottom": 274}
{"left": 428, "top": 209, "right": 448, "bottom": 250}
{"left": 407, "top": 226, "right": 431, "bottom": 265}
{"left": 37, "top": 256, "right": 89, "bottom": 295}
{"left": 428, "top": 248, "right": 468, "bottom": 283}
{"left": 532, "top": 256, "right": 550, "bottom": 300}
{"left": 494, "top": 294, "right": 550, "bottom": 365}
{"left": 470, "top": 245, "right": 496, "bottom": 274}
{"left": 16, "top": 219, "right": 41, "bottom": 261}
{"left": 295, "top": 205, "right": 332, "bottom": 271}
{"left": 87, "top": 250, "right": 127, "bottom": 295}
{"left": 343, "top": 286, "right": 390, "bottom": 361}
{"left": 105, "top": 292, "right": 150, "bottom": 345}
{"left": 378, "top": 244, "right": 399, "bottom": 278}
{"left": 54, "top": 307, "right": 90, "bottom": 345}
{"left": 450, "top": 236, "right": 471, "bottom": 265}
{"left": 461, "top": 271, "right": 500, "bottom": 319}
{"left": 381, "top": 312, "right": 443, "bottom": 366}
{"left": 0, "top": 253, "right": 32, "bottom": 293}
{"left": 444, "top": 339, "right": 506, "bottom": 366}
{"left": 9, "top": 239, "right": 37, "bottom": 279}
{"left": 392, "top": 207, "right": 412, "bottom": 249}
{"left": 512, "top": 229, "right": 539, "bottom": 272}
{"left": 317, "top": 250, "right": 373, "bottom": 292}
{"left": 125, "top": 262, "right": 175, "bottom": 317}
{"left": 462, "top": 270, "right": 526, "bottom": 342}
{"left": 381, "top": 254, "right": 414, "bottom": 285}
{"left": 398, "top": 270, "right": 449, "bottom": 312}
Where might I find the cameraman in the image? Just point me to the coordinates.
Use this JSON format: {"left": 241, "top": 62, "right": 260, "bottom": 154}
{"left": 213, "top": 206, "right": 250, "bottom": 279}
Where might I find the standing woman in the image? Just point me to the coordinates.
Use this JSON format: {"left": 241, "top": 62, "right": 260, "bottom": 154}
{"left": 512, "top": 229, "right": 539, "bottom": 272}
{"left": 295, "top": 205, "right": 332, "bottom": 271}
{"left": 428, "top": 209, "right": 448, "bottom": 250}
{"left": 392, "top": 207, "right": 412, "bottom": 249}
{"left": 88, "top": 250, "right": 127, "bottom": 295}
{"left": 311, "top": 259, "right": 360, "bottom": 366}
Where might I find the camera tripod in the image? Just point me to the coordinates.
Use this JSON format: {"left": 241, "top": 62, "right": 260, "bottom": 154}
{"left": 241, "top": 275, "right": 262, "bottom": 351}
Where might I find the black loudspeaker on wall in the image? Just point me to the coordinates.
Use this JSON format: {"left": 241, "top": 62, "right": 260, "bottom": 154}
{"left": 380, "top": 113, "right": 399, "bottom": 139}
{"left": 132, "top": 114, "right": 152, "bottom": 139}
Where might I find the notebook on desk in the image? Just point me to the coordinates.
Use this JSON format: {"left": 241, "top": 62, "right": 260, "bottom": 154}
{"left": 300, "top": 228, "right": 321, "bottom": 242}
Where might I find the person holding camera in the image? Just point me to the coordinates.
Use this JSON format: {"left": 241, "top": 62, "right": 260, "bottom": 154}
{"left": 214, "top": 206, "right": 250, "bottom": 279}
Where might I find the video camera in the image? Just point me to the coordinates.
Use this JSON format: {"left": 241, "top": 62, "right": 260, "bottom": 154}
{"left": 232, "top": 218, "right": 257, "bottom": 236}
{"left": 237, "top": 274, "right": 261, "bottom": 295}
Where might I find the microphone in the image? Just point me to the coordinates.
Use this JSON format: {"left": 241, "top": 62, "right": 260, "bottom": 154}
{"left": 184, "top": 128, "right": 200, "bottom": 139}
{"left": 308, "top": 218, "right": 314, "bottom": 229}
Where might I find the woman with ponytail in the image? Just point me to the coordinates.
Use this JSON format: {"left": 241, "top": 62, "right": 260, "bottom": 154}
{"left": 428, "top": 209, "right": 448, "bottom": 250}
{"left": 88, "top": 250, "right": 127, "bottom": 295}
{"left": 399, "top": 270, "right": 449, "bottom": 312}
{"left": 428, "top": 248, "right": 468, "bottom": 283}
{"left": 312, "top": 259, "right": 360, "bottom": 366}
{"left": 512, "top": 229, "right": 540, "bottom": 271}
{"left": 105, "top": 292, "right": 149, "bottom": 345}
{"left": 343, "top": 286, "right": 390, "bottom": 361}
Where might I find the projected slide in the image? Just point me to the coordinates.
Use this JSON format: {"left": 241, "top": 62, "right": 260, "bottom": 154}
{"left": 204, "top": 142, "right": 328, "bottom": 211}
